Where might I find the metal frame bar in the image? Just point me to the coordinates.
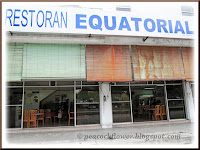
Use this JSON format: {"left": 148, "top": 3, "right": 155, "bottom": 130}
{"left": 21, "top": 81, "right": 25, "bottom": 129}
{"left": 129, "top": 82, "right": 134, "bottom": 123}
{"left": 74, "top": 81, "right": 76, "bottom": 127}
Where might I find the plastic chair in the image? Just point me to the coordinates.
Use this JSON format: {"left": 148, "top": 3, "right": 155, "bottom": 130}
{"left": 160, "top": 105, "right": 167, "bottom": 120}
{"left": 29, "top": 110, "right": 38, "bottom": 128}
{"left": 37, "top": 109, "right": 44, "bottom": 126}
{"left": 23, "top": 110, "right": 30, "bottom": 128}
{"left": 152, "top": 105, "right": 161, "bottom": 121}
{"left": 45, "top": 109, "right": 52, "bottom": 124}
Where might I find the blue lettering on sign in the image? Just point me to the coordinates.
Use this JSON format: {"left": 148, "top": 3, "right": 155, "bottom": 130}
{"left": 5, "top": 8, "right": 194, "bottom": 37}
{"left": 37, "top": 10, "right": 44, "bottom": 27}
{"left": 21, "top": 10, "right": 28, "bottom": 27}
{"left": 89, "top": 15, "right": 102, "bottom": 31}
{"left": 144, "top": 18, "right": 156, "bottom": 32}
{"left": 45, "top": 11, "right": 53, "bottom": 27}
{"left": 61, "top": 12, "right": 67, "bottom": 28}
{"left": 29, "top": 10, "right": 35, "bottom": 27}
{"left": 168, "top": 20, "right": 173, "bottom": 33}
{"left": 157, "top": 19, "right": 168, "bottom": 33}
{"left": 13, "top": 9, "right": 20, "bottom": 26}
{"left": 6, "top": 9, "right": 13, "bottom": 26}
{"left": 131, "top": 17, "right": 142, "bottom": 31}
{"left": 185, "top": 21, "right": 193, "bottom": 34}
{"left": 104, "top": 16, "right": 116, "bottom": 30}
{"left": 53, "top": 11, "right": 59, "bottom": 28}
{"left": 174, "top": 21, "right": 185, "bottom": 34}
{"left": 76, "top": 14, "right": 87, "bottom": 29}
{"left": 119, "top": 17, "right": 131, "bottom": 31}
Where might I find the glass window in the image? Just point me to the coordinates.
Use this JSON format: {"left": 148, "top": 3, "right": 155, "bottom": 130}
{"left": 166, "top": 84, "right": 186, "bottom": 119}
{"left": 166, "top": 85, "right": 183, "bottom": 99}
{"left": 131, "top": 86, "right": 166, "bottom": 122}
{"left": 7, "top": 88, "right": 23, "bottom": 105}
{"left": 112, "top": 86, "right": 131, "bottom": 123}
{"left": 169, "top": 107, "right": 185, "bottom": 119}
{"left": 25, "top": 81, "right": 49, "bottom": 86}
{"left": 24, "top": 87, "right": 74, "bottom": 127}
{"left": 76, "top": 86, "right": 100, "bottom": 125}
{"left": 57, "top": 81, "right": 74, "bottom": 86}
{"left": 168, "top": 100, "right": 184, "bottom": 107}
{"left": 7, "top": 82, "right": 23, "bottom": 86}
{"left": 6, "top": 106, "right": 22, "bottom": 128}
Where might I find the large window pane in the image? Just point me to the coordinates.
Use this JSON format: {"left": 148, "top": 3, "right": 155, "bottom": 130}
{"left": 111, "top": 86, "right": 131, "bottom": 123}
{"left": 6, "top": 106, "right": 22, "bottom": 128}
{"left": 112, "top": 102, "right": 131, "bottom": 123}
{"left": 76, "top": 86, "right": 100, "bottom": 125}
{"left": 131, "top": 86, "right": 166, "bottom": 122}
{"left": 166, "top": 85, "right": 183, "bottom": 99}
{"left": 24, "top": 87, "right": 74, "bottom": 127}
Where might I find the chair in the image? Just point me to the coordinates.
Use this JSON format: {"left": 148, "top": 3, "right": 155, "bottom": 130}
{"left": 160, "top": 105, "right": 167, "bottom": 120}
{"left": 37, "top": 109, "right": 44, "bottom": 126}
{"left": 23, "top": 110, "right": 30, "bottom": 128}
{"left": 29, "top": 110, "right": 38, "bottom": 128}
{"left": 152, "top": 105, "right": 161, "bottom": 121}
{"left": 45, "top": 109, "right": 52, "bottom": 124}
{"left": 68, "top": 104, "right": 74, "bottom": 126}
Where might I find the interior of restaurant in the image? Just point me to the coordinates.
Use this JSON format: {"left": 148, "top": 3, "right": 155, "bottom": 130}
{"left": 131, "top": 86, "right": 167, "bottom": 122}
{"left": 6, "top": 81, "right": 186, "bottom": 128}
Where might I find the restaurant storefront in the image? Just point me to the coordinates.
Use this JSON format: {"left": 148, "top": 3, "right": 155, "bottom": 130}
{"left": 4, "top": 4, "right": 195, "bottom": 129}
{"left": 6, "top": 43, "right": 193, "bottom": 129}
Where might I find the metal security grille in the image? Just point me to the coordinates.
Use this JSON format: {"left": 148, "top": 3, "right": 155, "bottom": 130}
{"left": 181, "top": 47, "right": 194, "bottom": 81}
{"left": 7, "top": 43, "right": 24, "bottom": 82}
{"left": 86, "top": 45, "right": 132, "bottom": 82}
{"left": 22, "top": 44, "right": 86, "bottom": 80}
{"left": 132, "top": 46, "right": 185, "bottom": 81}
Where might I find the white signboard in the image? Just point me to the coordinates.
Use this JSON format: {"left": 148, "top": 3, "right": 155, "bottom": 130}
{"left": 3, "top": 5, "right": 195, "bottom": 39}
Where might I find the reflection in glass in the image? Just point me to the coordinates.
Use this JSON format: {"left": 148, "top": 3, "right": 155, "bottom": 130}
{"left": 168, "top": 100, "right": 184, "bottom": 107}
{"left": 112, "top": 102, "right": 131, "bottom": 123}
{"left": 7, "top": 88, "right": 23, "bottom": 105}
{"left": 131, "top": 86, "right": 166, "bottom": 122}
{"left": 111, "top": 86, "right": 131, "bottom": 123}
{"left": 169, "top": 107, "right": 185, "bottom": 119}
{"left": 76, "top": 86, "right": 100, "bottom": 125}
{"left": 166, "top": 85, "right": 183, "bottom": 99}
{"left": 7, "top": 106, "right": 22, "bottom": 128}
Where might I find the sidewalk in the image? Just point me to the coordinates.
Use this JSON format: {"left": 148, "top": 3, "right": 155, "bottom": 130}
{"left": 4, "top": 120, "right": 197, "bottom": 148}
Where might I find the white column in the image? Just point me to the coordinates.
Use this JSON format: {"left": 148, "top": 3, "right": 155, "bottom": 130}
{"left": 184, "top": 82, "right": 195, "bottom": 122}
{"left": 99, "top": 82, "right": 113, "bottom": 128}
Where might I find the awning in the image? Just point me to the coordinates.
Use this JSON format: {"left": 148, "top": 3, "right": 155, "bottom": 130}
{"left": 86, "top": 45, "right": 132, "bottom": 82}
{"left": 22, "top": 44, "right": 86, "bottom": 80}
{"left": 132, "top": 45, "right": 185, "bottom": 81}
{"left": 181, "top": 47, "right": 194, "bottom": 81}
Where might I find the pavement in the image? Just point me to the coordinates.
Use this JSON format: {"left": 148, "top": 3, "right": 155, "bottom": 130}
{"left": 3, "top": 120, "right": 198, "bottom": 148}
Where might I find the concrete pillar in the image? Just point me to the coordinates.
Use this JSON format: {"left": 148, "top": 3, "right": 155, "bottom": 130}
{"left": 99, "top": 82, "right": 113, "bottom": 128}
{"left": 184, "top": 81, "right": 195, "bottom": 122}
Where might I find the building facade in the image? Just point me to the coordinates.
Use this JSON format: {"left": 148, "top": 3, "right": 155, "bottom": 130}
{"left": 4, "top": 3, "right": 196, "bottom": 129}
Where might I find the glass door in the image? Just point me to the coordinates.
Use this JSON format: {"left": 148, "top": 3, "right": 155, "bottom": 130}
{"left": 166, "top": 84, "right": 186, "bottom": 119}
